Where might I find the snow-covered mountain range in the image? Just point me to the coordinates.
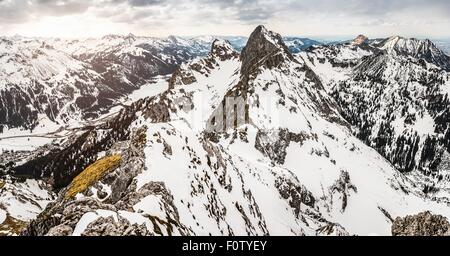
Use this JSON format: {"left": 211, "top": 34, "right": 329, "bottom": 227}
{"left": 0, "top": 34, "right": 214, "bottom": 136}
{"left": 0, "top": 34, "right": 322, "bottom": 139}
{"left": 1, "top": 27, "right": 450, "bottom": 236}
{"left": 301, "top": 34, "right": 450, "bottom": 200}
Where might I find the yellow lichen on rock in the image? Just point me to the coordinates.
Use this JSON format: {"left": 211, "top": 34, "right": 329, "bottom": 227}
{"left": 0, "top": 180, "right": 5, "bottom": 189}
{"left": 65, "top": 155, "right": 122, "bottom": 199}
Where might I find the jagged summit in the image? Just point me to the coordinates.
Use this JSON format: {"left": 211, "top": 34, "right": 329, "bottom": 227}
{"left": 240, "top": 25, "right": 295, "bottom": 75}
{"left": 351, "top": 35, "right": 369, "bottom": 46}
{"left": 380, "top": 35, "right": 450, "bottom": 70}
{"left": 380, "top": 36, "right": 421, "bottom": 51}
{"left": 210, "top": 39, "right": 239, "bottom": 60}
{"left": 380, "top": 36, "right": 441, "bottom": 56}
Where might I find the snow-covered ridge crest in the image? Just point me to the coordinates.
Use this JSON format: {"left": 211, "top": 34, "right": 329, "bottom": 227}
{"left": 378, "top": 35, "right": 450, "bottom": 70}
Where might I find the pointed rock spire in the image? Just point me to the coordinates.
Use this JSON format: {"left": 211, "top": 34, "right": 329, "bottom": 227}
{"left": 240, "top": 25, "right": 295, "bottom": 75}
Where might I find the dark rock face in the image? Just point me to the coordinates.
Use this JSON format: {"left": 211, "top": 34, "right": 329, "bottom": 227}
{"left": 206, "top": 26, "right": 307, "bottom": 133}
{"left": 329, "top": 171, "right": 357, "bottom": 212}
{"left": 392, "top": 211, "right": 450, "bottom": 236}
{"left": 79, "top": 215, "right": 152, "bottom": 236}
{"left": 240, "top": 25, "right": 296, "bottom": 76}
{"left": 255, "top": 129, "right": 311, "bottom": 165}
{"left": 275, "top": 176, "right": 316, "bottom": 217}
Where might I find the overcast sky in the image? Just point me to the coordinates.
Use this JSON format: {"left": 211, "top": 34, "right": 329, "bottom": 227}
{"left": 0, "top": 0, "right": 449, "bottom": 39}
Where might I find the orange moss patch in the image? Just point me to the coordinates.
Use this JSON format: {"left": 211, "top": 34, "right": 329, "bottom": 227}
{"left": 65, "top": 155, "right": 122, "bottom": 199}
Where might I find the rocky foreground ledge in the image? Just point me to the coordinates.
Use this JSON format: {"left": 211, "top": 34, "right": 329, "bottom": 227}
{"left": 392, "top": 211, "right": 450, "bottom": 236}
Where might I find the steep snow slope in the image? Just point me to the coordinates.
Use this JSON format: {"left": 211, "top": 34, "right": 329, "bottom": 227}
{"left": 15, "top": 27, "right": 450, "bottom": 236}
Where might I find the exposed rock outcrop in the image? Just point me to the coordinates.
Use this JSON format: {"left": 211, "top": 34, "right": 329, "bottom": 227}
{"left": 351, "top": 35, "right": 369, "bottom": 46}
{"left": 392, "top": 211, "right": 450, "bottom": 236}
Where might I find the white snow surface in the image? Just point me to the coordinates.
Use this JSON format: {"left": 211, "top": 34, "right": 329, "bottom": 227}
{"left": 0, "top": 178, "right": 54, "bottom": 221}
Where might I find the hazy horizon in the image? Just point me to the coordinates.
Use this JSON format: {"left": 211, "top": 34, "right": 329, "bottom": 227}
{"left": 2, "top": 31, "right": 450, "bottom": 42}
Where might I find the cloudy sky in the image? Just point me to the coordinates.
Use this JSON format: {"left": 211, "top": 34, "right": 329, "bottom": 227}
{"left": 0, "top": 0, "right": 449, "bottom": 39}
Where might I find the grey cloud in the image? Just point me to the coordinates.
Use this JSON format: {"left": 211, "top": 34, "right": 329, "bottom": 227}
{"left": 0, "top": 0, "right": 92, "bottom": 23}
{"left": 34, "top": 0, "right": 91, "bottom": 16}
{"left": 128, "top": 0, "right": 166, "bottom": 7}
{"left": 0, "top": 0, "right": 30, "bottom": 23}
{"left": 284, "top": 0, "right": 450, "bottom": 17}
{"left": 238, "top": 7, "right": 272, "bottom": 22}
{"left": 107, "top": 0, "right": 166, "bottom": 7}
{"left": 0, "top": 0, "right": 449, "bottom": 37}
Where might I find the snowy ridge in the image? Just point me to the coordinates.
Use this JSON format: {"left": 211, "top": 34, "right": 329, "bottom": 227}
{"left": 378, "top": 36, "right": 450, "bottom": 71}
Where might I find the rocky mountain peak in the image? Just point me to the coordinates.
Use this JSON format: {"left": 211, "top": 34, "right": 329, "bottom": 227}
{"left": 351, "top": 34, "right": 369, "bottom": 46}
{"left": 240, "top": 25, "right": 295, "bottom": 75}
{"left": 210, "top": 39, "right": 239, "bottom": 60}
{"left": 124, "top": 33, "right": 137, "bottom": 43}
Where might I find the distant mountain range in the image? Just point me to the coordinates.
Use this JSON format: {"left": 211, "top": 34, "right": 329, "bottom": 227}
{"left": 0, "top": 34, "right": 323, "bottom": 135}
